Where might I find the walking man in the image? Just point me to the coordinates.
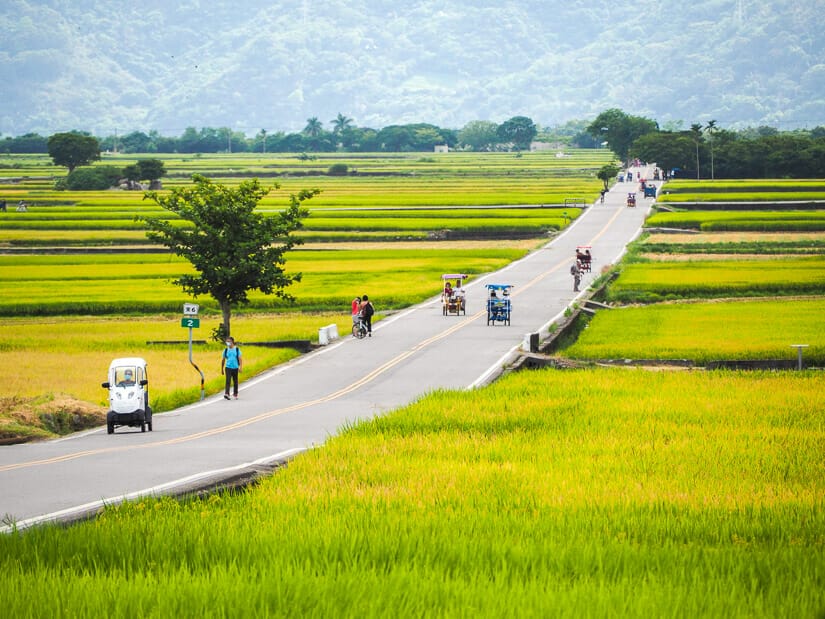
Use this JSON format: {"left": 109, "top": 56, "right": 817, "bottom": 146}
{"left": 221, "top": 337, "right": 242, "bottom": 400}
{"left": 570, "top": 262, "right": 581, "bottom": 292}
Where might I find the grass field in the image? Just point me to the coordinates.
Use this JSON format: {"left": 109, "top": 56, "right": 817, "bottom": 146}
{"left": 1, "top": 369, "right": 822, "bottom": 616}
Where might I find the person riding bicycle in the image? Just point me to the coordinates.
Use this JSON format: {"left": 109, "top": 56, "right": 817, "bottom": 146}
{"left": 359, "top": 295, "right": 375, "bottom": 337}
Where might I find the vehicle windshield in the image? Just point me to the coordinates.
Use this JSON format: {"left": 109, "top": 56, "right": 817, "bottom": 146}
{"left": 114, "top": 365, "right": 144, "bottom": 387}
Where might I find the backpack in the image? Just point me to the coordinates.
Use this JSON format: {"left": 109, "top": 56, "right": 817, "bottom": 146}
{"left": 223, "top": 347, "right": 241, "bottom": 364}
{"left": 364, "top": 301, "right": 375, "bottom": 317}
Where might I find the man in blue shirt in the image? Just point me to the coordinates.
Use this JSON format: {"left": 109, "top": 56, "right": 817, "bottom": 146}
{"left": 221, "top": 337, "right": 242, "bottom": 400}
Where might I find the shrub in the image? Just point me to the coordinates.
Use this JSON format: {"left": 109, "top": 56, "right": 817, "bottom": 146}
{"left": 327, "top": 163, "right": 349, "bottom": 176}
{"left": 63, "top": 166, "right": 123, "bottom": 190}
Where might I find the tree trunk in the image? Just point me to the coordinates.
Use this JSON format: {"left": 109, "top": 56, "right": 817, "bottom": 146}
{"left": 220, "top": 300, "right": 232, "bottom": 339}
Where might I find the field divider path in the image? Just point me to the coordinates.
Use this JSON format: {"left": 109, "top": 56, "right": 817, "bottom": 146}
{"left": 0, "top": 169, "right": 657, "bottom": 529}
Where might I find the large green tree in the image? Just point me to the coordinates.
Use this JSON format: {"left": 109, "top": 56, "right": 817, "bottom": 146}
{"left": 496, "top": 116, "right": 537, "bottom": 151}
{"left": 587, "top": 109, "right": 658, "bottom": 164}
{"left": 458, "top": 120, "right": 499, "bottom": 151}
{"left": 630, "top": 131, "right": 696, "bottom": 175}
{"left": 47, "top": 132, "right": 101, "bottom": 173}
{"left": 141, "top": 175, "right": 319, "bottom": 338}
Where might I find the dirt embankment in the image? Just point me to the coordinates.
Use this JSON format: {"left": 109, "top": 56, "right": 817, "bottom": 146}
{"left": 0, "top": 395, "right": 106, "bottom": 445}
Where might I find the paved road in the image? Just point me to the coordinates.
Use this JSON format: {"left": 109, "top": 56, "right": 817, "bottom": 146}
{"left": 0, "top": 169, "right": 658, "bottom": 531}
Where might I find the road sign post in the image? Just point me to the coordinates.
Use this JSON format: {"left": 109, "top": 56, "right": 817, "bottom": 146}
{"left": 182, "top": 304, "right": 205, "bottom": 400}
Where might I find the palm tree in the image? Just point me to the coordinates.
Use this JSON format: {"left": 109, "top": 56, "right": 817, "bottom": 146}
{"left": 330, "top": 113, "right": 353, "bottom": 135}
{"left": 303, "top": 117, "right": 323, "bottom": 137}
{"left": 705, "top": 120, "right": 717, "bottom": 180}
{"left": 690, "top": 123, "right": 703, "bottom": 180}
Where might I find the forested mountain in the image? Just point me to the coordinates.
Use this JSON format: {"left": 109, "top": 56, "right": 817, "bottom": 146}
{"left": 2, "top": 0, "right": 824, "bottom": 136}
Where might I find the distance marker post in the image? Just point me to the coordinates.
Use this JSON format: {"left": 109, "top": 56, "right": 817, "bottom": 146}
{"left": 182, "top": 303, "right": 205, "bottom": 400}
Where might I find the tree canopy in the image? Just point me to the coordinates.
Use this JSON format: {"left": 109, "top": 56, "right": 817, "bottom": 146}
{"left": 141, "top": 175, "right": 318, "bottom": 338}
{"left": 587, "top": 109, "right": 658, "bottom": 164}
{"left": 47, "top": 132, "right": 101, "bottom": 173}
{"left": 596, "top": 164, "right": 621, "bottom": 190}
{"left": 496, "top": 116, "right": 537, "bottom": 151}
{"left": 458, "top": 121, "right": 499, "bottom": 151}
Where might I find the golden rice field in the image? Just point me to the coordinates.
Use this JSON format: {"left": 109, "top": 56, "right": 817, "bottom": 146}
{"left": 1, "top": 369, "right": 822, "bottom": 616}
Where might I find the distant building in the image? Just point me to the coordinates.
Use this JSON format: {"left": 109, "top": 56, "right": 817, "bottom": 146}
{"left": 434, "top": 144, "right": 449, "bottom": 153}
{"left": 530, "top": 141, "right": 566, "bottom": 151}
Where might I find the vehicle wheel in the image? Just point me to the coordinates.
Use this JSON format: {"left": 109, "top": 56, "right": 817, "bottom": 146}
{"left": 141, "top": 423, "right": 146, "bottom": 432}
{"left": 107, "top": 422, "right": 114, "bottom": 435}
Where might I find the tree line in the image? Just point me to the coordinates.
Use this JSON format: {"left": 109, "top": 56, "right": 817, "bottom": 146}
{"left": 1, "top": 116, "right": 541, "bottom": 155}
{"left": 6, "top": 109, "right": 824, "bottom": 179}
{"left": 588, "top": 109, "right": 825, "bottom": 179}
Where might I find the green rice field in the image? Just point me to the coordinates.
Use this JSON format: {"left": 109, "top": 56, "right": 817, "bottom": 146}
{"left": 646, "top": 210, "right": 825, "bottom": 232}
{"left": 605, "top": 256, "right": 825, "bottom": 303}
{"left": 0, "top": 247, "right": 526, "bottom": 315}
{"left": 2, "top": 154, "right": 824, "bottom": 617}
{"left": 562, "top": 298, "right": 825, "bottom": 363}
{"left": 657, "top": 179, "right": 825, "bottom": 202}
{"left": 0, "top": 150, "right": 606, "bottom": 245}
{"left": 1, "top": 369, "right": 822, "bottom": 616}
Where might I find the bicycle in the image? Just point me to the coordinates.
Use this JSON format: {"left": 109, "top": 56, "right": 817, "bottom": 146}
{"left": 352, "top": 317, "right": 368, "bottom": 339}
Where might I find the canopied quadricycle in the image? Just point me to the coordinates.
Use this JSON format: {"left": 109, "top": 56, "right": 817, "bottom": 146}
{"left": 101, "top": 357, "right": 152, "bottom": 434}
{"left": 575, "top": 245, "right": 593, "bottom": 273}
{"left": 485, "top": 283, "right": 512, "bottom": 326}
{"left": 441, "top": 273, "right": 467, "bottom": 316}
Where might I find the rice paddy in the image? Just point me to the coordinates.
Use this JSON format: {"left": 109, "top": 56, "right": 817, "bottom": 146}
{"left": 1, "top": 153, "right": 824, "bottom": 617}
{"left": 1, "top": 369, "right": 822, "bottom": 617}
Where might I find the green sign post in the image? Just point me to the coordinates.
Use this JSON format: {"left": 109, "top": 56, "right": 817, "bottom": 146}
{"left": 181, "top": 304, "right": 204, "bottom": 400}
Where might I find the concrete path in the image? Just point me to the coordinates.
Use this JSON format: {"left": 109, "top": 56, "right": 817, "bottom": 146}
{"left": 0, "top": 168, "right": 658, "bottom": 531}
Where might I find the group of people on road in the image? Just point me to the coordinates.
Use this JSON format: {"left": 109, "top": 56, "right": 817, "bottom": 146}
{"left": 351, "top": 294, "right": 375, "bottom": 336}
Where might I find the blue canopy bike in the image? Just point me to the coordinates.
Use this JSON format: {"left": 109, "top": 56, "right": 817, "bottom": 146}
{"left": 485, "top": 284, "right": 512, "bottom": 326}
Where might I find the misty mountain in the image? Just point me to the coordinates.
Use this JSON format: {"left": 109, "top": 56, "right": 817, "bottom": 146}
{"left": 1, "top": 0, "right": 824, "bottom": 137}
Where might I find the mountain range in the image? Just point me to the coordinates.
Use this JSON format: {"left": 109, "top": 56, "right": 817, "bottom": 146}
{"left": 2, "top": 0, "right": 824, "bottom": 137}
